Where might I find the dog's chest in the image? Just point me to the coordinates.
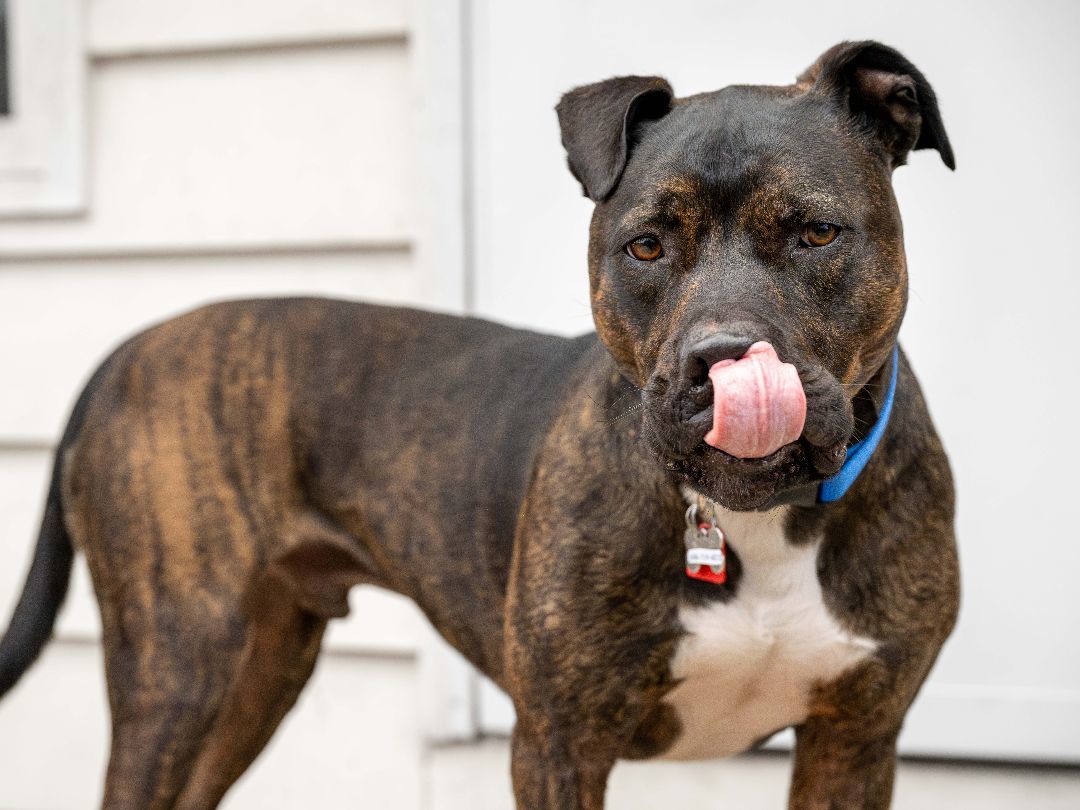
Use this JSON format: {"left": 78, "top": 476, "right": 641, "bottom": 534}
{"left": 660, "top": 505, "right": 876, "bottom": 760}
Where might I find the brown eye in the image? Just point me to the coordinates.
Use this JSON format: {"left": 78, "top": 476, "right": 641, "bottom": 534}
{"left": 626, "top": 236, "right": 663, "bottom": 261}
{"left": 802, "top": 222, "right": 840, "bottom": 248}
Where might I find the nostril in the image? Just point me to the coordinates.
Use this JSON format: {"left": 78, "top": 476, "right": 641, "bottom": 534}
{"left": 682, "top": 332, "right": 758, "bottom": 385}
{"left": 690, "top": 357, "right": 710, "bottom": 389}
{"left": 683, "top": 357, "right": 715, "bottom": 422}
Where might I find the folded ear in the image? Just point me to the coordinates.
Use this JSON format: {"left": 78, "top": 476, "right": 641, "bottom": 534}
{"left": 556, "top": 75, "right": 674, "bottom": 201}
{"left": 799, "top": 41, "right": 955, "bottom": 170}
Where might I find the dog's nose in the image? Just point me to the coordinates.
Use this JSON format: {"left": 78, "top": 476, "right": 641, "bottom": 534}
{"left": 682, "top": 332, "right": 758, "bottom": 388}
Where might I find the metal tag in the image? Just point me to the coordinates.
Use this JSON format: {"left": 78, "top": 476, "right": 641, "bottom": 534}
{"left": 683, "top": 504, "right": 727, "bottom": 584}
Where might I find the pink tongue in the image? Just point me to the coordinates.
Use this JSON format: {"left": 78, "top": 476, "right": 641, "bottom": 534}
{"left": 703, "top": 341, "right": 806, "bottom": 459}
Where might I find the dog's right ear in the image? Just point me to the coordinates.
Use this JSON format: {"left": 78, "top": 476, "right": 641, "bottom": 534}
{"left": 556, "top": 76, "right": 673, "bottom": 201}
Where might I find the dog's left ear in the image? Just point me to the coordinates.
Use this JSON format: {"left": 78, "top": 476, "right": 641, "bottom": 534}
{"left": 556, "top": 75, "right": 674, "bottom": 201}
{"left": 800, "top": 41, "right": 955, "bottom": 170}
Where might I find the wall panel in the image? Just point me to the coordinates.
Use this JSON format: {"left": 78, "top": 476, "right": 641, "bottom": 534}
{"left": 0, "top": 43, "right": 413, "bottom": 256}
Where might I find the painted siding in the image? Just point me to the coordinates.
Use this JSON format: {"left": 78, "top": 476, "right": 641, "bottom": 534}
{"left": 0, "top": 43, "right": 413, "bottom": 257}
{"left": 0, "top": 2, "right": 438, "bottom": 806}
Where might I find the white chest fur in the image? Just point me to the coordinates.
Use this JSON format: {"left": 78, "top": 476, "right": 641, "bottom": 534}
{"left": 660, "top": 497, "right": 877, "bottom": 760}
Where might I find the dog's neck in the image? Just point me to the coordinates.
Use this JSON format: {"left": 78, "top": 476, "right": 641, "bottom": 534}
{"left": 680, "top": 484, "right": 788, "bottom": 520}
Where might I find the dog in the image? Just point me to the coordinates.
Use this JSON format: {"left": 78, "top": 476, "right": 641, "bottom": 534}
{"left": 0, "top": 40, "right": 959, "bottom": 809}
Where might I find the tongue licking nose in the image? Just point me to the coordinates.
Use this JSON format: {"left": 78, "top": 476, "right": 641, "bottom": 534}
{"left": 702, "top": 341, "right": 807, "bottom": 459}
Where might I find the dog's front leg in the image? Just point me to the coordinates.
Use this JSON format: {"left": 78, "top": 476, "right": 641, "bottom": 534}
{"left": 504, "top": 534, "right": 665, "bottom": 810}
{"left": 500, "top": 365, "right": 687, "bottom": 809}
{"left": 789, "top": 717, "right": 900, "bottom": 810}
{"left": 786, "top": 654, "right": 921, "bottom": 810}
{"left": 502, "top": 504, "right": 683, "bottom": 808}
{"left": 502, "top": 476, "right": 683, "bottom": 807}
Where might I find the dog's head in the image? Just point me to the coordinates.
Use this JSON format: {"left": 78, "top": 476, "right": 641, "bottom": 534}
{"left": 557, "top": 41, "right": 953, "bottom": 510}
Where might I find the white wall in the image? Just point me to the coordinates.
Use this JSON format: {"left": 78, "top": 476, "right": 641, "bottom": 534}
{"left": 0, "top": 1, "right": 451, "bottom": 806}
{"left": 467, "top": 0, "right": 1080, "bottom": 762}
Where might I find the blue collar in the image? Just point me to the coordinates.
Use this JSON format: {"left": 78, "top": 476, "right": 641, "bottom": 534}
{"left": 817, "top": 347, "right": 899, "bottom": 504}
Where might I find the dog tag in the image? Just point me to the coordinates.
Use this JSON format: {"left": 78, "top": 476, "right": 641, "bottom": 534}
{"left": 684, "top": 504, "right": 727, "bottom": 585}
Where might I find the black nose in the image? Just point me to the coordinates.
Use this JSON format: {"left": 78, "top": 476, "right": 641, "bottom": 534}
{"left": 681, "top": 332, "right": 758, "bottom": 388}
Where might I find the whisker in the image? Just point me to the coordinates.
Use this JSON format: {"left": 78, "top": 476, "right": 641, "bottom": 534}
{"left": 607, "top": 389, "right": 640, "bottom": 411}
{"left": 604, "top": 403, "right": 645, "bottom": 425}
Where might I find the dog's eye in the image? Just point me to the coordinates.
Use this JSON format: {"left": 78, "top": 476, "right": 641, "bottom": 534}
{"left": 626, "top": 236, "right": 664, "bottom": 261}
{"left": 801, "top": 222, "right": 841, "bottom": 248}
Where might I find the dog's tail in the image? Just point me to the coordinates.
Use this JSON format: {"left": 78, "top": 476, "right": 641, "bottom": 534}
{"left": 0, "top": 461, "right": 74, "bottom": 698}
{"left": 0, "top": 352, "right": 111, "bottom": 700}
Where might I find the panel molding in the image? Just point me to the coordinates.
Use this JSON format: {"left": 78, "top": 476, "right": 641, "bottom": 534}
{"left": 0, "top": 237, "right": 411, "bottom": 263}
{"left": 406, "top": 0, "right": 480, "bottom": 741}
{"left": 88, "top": 0, "right": 409, "bottom": 60}
{"left": 407, "top": 0, "right": 470, "bottom": 314}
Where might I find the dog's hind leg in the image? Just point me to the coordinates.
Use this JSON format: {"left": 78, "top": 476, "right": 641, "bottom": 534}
{"left": 172, "top": 527, "right": 374, "bottom": 809}
{"left": 96, "top": 588, "right": 247, "bottom": 810}
{"left": 172, "top": 566, "right": 328, "bottom": 810}
{"left": 75, "top": 457, "right": 262, "bottom": 808}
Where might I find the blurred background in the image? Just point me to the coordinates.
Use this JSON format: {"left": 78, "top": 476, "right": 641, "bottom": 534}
{"left": 0, "top": 1, "right": 1078, "bottom": 808}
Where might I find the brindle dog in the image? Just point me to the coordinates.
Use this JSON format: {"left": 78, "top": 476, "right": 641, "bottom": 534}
{"left": 1, "top": 41, "right": 958, "bottom": 809}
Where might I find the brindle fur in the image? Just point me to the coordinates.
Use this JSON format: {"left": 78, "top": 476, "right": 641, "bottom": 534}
{"left": 1, "top": 41, "right": 959, "bottom": 809}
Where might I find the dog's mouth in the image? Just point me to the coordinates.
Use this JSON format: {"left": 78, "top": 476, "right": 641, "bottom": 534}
{"left": 660, "top": 440, "right": 825, "bottom": 511}
{"left": 643, "top": 346, "right": 854, "bottom": 511}
{"left": 698, "top": 342, "right": 806, "bottom": 458}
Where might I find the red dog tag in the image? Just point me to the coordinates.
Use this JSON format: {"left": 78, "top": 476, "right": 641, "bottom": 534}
{"left": 684, "top": 506, "right": 727, "bottom": 585}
